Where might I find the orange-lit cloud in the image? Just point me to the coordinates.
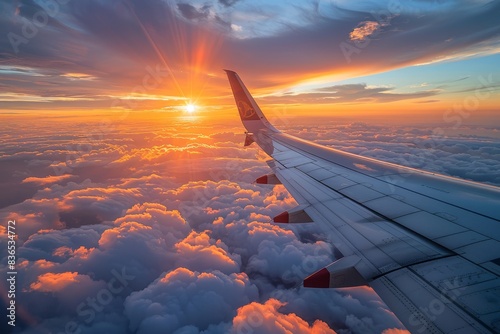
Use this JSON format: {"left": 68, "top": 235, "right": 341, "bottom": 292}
{"left": 53, "top": 246, "right": 73, "bottom": 257}
{"left": 30, "top": 272, "right": 90, "bottom": 292}
{"left": 22, "top": 174, "right": 75, "bottom": 185}
{"left": 175, "top": 230, "right": 240, "bottom": 274}
{"left": 159, "top": 267, "right": 195, "bottom": 283}
{"left": 232, "top": 299, "right": 336, "bottom": 333}
{"left": 53, "top": 246, "right": 94, "bottom": 259}
{"left": 350, "top": 21, "right": 381, "bottom": 41}
{"left": 33, "top": 260, "right": 56, "bottom": 269}
{"left": 382, "top": 329, "right": 411, "bottom": 334}
{"left": 98, "top": 222, "right": 152, "bottom": 248}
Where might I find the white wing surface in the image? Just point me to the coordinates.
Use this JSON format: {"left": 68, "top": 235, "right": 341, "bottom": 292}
{"left": 225, "top": 70, "right": 500, "bottom": 334}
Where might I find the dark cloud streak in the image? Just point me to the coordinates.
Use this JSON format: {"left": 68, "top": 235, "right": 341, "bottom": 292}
{"left": 263, "top": 83, "right": 439, "bottom": 104}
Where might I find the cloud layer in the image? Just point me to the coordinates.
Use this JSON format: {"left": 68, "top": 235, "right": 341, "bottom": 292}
{"left": 1, "top": 112, "right": 499, "bottom": 333}
{"left": 1, "top": 0, "right": 498, "bottom": 331}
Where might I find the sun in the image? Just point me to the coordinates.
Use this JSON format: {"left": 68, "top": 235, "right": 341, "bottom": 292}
{"left": 185, "top": 103, "right": 196, "bottom": 114}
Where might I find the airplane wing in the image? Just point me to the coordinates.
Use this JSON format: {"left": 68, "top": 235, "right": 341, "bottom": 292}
{"left": 224, "top": 70, "right": 500, "bottom": 334}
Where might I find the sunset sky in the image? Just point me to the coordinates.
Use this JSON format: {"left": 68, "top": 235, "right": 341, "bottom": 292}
{"left": 1, "top": 0, "right": 500, "bottom": 333}
{"left": 1, "top": 0, "right": 499, "bottom": 120}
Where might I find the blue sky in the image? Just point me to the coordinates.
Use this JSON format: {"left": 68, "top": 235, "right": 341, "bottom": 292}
{"left": 290, "top": 53, "right": 500, "bottom": 93}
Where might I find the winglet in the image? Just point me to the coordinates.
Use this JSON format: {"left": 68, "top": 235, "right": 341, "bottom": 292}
{"left": 224, "top": 70, "right": 279, "bottom": 134}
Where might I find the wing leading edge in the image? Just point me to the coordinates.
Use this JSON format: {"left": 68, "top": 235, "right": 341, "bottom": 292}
{"left": 225, "top": 70, "right": 500, "bottom": 333}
